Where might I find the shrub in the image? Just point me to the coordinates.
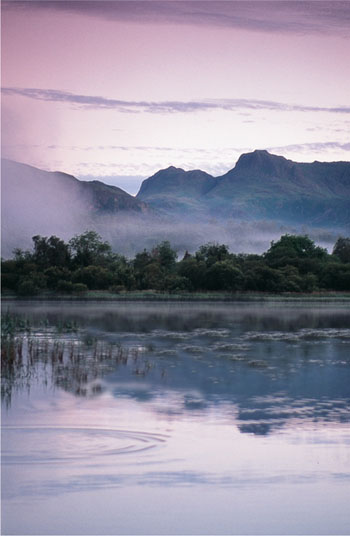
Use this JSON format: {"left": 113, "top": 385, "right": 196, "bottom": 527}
{"left": 17, "top": 278, "right": 39, "bottom": 296}
{"left": 56, "top": 280, "right": 74, "bottom": 293}
{"left": 72, "top": 283, "right": 88, "bottom": 294}
{"left": 109, "top": 285, "right": 126, "bottom": 294}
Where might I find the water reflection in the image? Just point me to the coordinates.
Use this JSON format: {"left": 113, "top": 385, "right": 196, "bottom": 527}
{"left": 2, "top": 301, "right": 350, "bottom": 435}
{"left": 2, "top": 301, "right": 350, "bottom": 535}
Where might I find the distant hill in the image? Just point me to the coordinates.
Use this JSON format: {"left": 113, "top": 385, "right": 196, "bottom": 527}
{"left": 137, "top": 166, "right": 216, "bottom": 214}
{"left": 2, "top": 159, "right": 148, "bottom": 216}
{"left": 1, "top": 159, "right": 149, "bottom": 255}
{"left": 137, "top": 150, "right": 350, "bottom": 227}
{"left": 1, "top": 152, "right": 349, "bottom": 257}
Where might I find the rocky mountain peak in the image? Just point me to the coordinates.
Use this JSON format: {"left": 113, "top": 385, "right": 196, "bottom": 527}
{"left": 234, "top": 150, "right": 293, "bottom": 176}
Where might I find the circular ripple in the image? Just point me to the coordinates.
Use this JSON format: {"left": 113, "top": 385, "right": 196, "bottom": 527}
{"left": 2, "top": 426, "right": 167, "bottom": 464}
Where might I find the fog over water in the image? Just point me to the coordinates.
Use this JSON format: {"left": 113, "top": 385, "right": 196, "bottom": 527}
{"left": 2, "top": 301, "right": 350, "bottom": 535}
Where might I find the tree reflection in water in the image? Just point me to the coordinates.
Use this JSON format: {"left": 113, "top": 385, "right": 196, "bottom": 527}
{"left": 2, "top": 303, "right": 350, "bottom": 435}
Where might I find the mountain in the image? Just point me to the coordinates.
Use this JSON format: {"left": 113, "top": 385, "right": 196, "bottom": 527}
{"left": 2, "top": 152, "right": 349, "bottom": 258}
{"left": 1, "top": 159, "right": 149, "bottom": 255}
{"left": 137, "top": 166, "right": 216, "bottom": 214}
{"left": 2, "top": 159, "right": 148, "bottom": 215}
{"left": 137, "top": 150, "right": 350, "bottom": 228}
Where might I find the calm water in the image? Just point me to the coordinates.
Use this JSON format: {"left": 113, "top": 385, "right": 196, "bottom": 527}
{"left": 2, "top": 300, "right": 350, "bottom": 535}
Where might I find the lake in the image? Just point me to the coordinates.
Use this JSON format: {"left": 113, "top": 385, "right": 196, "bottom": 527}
{"left": 2, "top": 300, "right": 350, "bottom": 535}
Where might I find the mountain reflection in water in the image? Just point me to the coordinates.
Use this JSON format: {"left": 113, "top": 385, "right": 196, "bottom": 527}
{"left": 2, "top": 301, "right": 350, "bottom": 435}
{"left": 2, "top": 301, "right": 350, "bottom": 535}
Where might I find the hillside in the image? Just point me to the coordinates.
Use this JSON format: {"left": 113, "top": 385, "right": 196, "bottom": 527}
{"left": 137, "top": 166, "right": 216, "bottom": 214}
{"left": 2, "top": 152, "right": 349, "bottom": 257}
{"left": 207, "top": 150, "right": 350, "bottom": 226}
{"left": 2, "top": 159, "right": 148, "bottom": 215}
{"left": 1, "top": 159, "right": 149, "bottom": 255}
{"left": 137, "top": 150, "right": 350, "bottom": 227}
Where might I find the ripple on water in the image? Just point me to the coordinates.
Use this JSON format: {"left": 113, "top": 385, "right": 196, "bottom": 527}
{"left": 243, "top": 328, "right": 350, "bottom": 342}
{"left": 2, "top": 426, "right": 168, "bottom": 465}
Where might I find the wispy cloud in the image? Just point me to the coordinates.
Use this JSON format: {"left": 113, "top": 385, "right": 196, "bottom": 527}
{"left": 267, "top": 141, "right": 350, "bottom": 154}
{"left": 2, "top": 87, "right": 350, "bottom": 115}
{"left": 3, "top": 1, "right": 350, "bottom": 37}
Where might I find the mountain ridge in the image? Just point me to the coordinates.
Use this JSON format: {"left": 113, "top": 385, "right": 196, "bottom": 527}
{"left": 2, "top": 151, "right": 349, "bottom": 258}
{"left": 2, "top": 158, "right": 149, "bottom": 215}
{"left": 137, "top": 150, "right": 350, "bottom": 227}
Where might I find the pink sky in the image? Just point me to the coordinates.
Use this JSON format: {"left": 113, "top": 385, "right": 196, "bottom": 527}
{"left": 2, "top": 1, "right": 350, "bottom": 193}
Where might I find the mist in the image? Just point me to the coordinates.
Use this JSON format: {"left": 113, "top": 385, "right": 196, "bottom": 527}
{"left": 93, "top": 213, "right": 340, "bottom": 258}
{"left": 1, "top": 158, "right": 341, "bottom": 259}
{"left": 78, "top": 174, "right": 145, "bottom": 196}
{"left": 1, "top": 159, "right": 94, "bottom": 257}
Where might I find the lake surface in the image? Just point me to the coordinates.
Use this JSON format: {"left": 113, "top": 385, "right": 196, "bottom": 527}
{"left": 2, "top": 300, "right": 350, "bottom": 535}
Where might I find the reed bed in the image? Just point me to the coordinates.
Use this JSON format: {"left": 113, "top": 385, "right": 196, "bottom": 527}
{"left": 1, "top": 312, "right": 151, "bottom": 407}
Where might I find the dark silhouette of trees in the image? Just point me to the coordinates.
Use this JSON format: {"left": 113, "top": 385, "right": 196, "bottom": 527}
{"left": 2, "top": 232, "right": 350, "bottom": 295}
{"left": 32, "top": 235, "right": 71, "bottom": 269}
{"left": 265, "top": 234, "right": 327, "bottom": 269}
{"left": 69, "top": 231, "right": 113, "bottom": 267}
{"left": 333, "top": 237, "right": 350, "bottom": 263}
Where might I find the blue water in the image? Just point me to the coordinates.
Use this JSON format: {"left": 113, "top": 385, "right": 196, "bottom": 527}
{"left": 2, "top": 301, "right": 350, "bottom": 534}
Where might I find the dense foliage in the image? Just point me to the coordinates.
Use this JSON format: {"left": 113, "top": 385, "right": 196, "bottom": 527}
{"left": 2, "top": 232, "right": 350, "bottom": 295}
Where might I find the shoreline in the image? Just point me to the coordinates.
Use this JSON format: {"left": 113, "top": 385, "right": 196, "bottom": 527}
{"left": 2, "top": 291, "right": 350, "bottom": 303}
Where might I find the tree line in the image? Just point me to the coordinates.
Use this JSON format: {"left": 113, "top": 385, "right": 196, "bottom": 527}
{"left": 2, "top": 231, "right": 350, "bottom": 296}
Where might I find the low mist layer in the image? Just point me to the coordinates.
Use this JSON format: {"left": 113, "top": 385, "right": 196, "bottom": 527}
{"left": 1, "top": 157, "right": 346, "bottom": 258}
{"left": 94, "top": 213, "right": 341, "bottom": 258}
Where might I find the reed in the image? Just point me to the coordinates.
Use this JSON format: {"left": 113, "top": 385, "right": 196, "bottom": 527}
{"left": 1, "top": 312, "right": 155, "bottom": 407}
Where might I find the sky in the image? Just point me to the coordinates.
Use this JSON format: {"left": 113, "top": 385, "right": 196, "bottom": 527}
{"left": 2, "top": 0, "right": 350, "bottom": 194}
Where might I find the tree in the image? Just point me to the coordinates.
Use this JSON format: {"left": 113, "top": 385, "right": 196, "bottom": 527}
{"left": 162, "top": 274, "right": 192, "bottom": 292}
{"left": 177, "top": 257, "right": 207, "bottom": 290}
{"left": 44, "top": 267, "right": 72, "bottom": 290}
{"left": 13, "top": 248, "right": 33, "bottom": 263}
{"left": 265, "top": 234, "right": 327, "bottom": 269}
{"left": 72, "top": 265, "right": 113, "bottom": 290}
{"left": 133, "top": 249, "right": 153, "bottom": 288}
{"left": 333, "top": 237, "right": 350, "bottom": 263}
{"left": 320, "top": 263, "right": 350, "bottom": 291}
{"left": 17, "top": 272, "right": 47, "bottom": 296}
{"left": 17, "top": 278, "right": 39, "bottom": 296}
{"left": 243, "top": 265, "right": 286, "bottom": 292}
{"left": 151, "top": 241, "right": 177, "bottom": 270}
{"left": 1, "top": 260, "right": 20, "bottom": 291}
{"left": 205, "top": 261, "right": 243, "bottom": 291}
{"left": 141, "top": 262, "right": 164, "bottom": 290}
{"left": 110, "top": 255, "right": 135, "bottom": 290}
{"left": 69, "top": 231, "right": 113, "bottom": 267}
{"left": 32, "top": 235, "right": 70, "bottom": 268}
{"left": 196, "top": 243, "right": 231, "bottom": 267}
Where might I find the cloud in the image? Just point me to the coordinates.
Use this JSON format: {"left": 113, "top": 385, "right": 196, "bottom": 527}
{"left": 267, "top": 141, "right": 350, "bottom": 154}
{"left": 3, "top": 1, "right": 350, "bottom": 37}
{"left": 2, "top": 87, "right": 350, "bottom": 115}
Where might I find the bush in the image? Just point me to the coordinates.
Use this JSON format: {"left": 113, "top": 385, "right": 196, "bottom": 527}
{"left": 72, "top": 283, "right": 88, "bottom": 294}
{"left": 57, "top": 280, "right": 88, "bottom": 294}
{"left": 44, "top": 266, "right": 72, "bottom": 290}
{"left": 321, "top": 263, "right": 350, "bottom": 291}
{"left": 205, "top": 261, "right": 243, "bottom": 291}
{"left": 72, "top": 265, "right": 113, "bottom": 290}
{"left": 109, "top": 285, "right": 126, "bottom": 294}
{"left": 56, "top": 280, "right": 74, "bottom": 293}
{"left": 163, "top": 275, "right": 192, "bottom": 292}
{"left": 17, "top": 278, "right": 39, "bottom": 296}
{"left": 177, "top": 258, "right": 207, "bottom": 290}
